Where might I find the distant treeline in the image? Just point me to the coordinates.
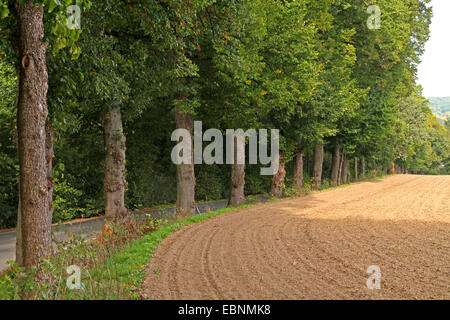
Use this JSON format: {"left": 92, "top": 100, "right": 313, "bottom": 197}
{"left": 429, "top": 97, "right": 450, "bottom": 123}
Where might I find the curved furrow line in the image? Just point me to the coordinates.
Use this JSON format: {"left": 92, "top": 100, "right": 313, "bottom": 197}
{"left": 302, "top": 218, "right": 370, "bottom": 295}
{"left": 254, "top": 214, "right": 323, "bottom": 299}
{"left": 241, "top": 211, "right": 299, "bottom": 299}
{"left": 168, "top": 224, "right": 208, "bottom": 299}
{"left": 279, "top": 216, "right": 353, "bottom": 299}
{"left": 144, "top": 223, "right": 202, "bottom": 299}
{"left": 278, "top": 215, "right": 355, "bottom": 299}
{"left": 197, "top": 226, "right": 223, "bottom": 299}
{"left": 307, "top": 219, "right": 417, "bottom": 299}
{"left": 214, "top": 219, "right": 255, "bottom": 299}
{"left": 219, "top": 211, "right": 282, "bottom": 299}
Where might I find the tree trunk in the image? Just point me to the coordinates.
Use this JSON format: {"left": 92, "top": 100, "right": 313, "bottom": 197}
{"left": 312, "top": 144, "right": 324, "bottom": 190}
{"left": 292, "top": 151, "right": 304, "bottom": 190}
{"left": 175, "top": 108, "right": 196, "bottom": 217}
{"left": 354, "top": 157, "right": 358, "bottom": 182}
{"left": 229, "top": 165, "right": 245, "bottom": 207}
{"left": 341, "top": 155, "right": 349, "bottom": 185}
{"left": 390, "top": 163, "right": 395, "bottom": 175}
{"left": 331, "top": 145, "right": 340, "bottom": 187}
{"left": 103, "top": 104, "right": 127, "bottom": 220}
{"left": 13, "top": 127, "right": 23, "bottom": 266}
{"left": 271, "top": 153, "right": 286, "bottom": 198}
{"left": 361, "top": 156, "right": 366, "bottom": 178}
{"left": 337, "top": 153, "right": 344, "bottom": 185}
{"left": 346, "top": 156, "right": 350, "bottom": 183}
{"left": 229, "top": 136, "right": 245, "bottom": 207}
{"left": 16, "top": 0, "right": 51, "bottom": 269}
{"left": 292, "top": 138, "right": 303, "bottom": 190}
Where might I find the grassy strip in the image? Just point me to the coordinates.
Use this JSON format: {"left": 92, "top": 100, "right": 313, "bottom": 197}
{"left": 313, "top": 174, "right": 389, "bottom": 193}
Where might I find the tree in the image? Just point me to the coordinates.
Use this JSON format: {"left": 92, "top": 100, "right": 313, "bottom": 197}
{"left": 259, "top": 0, "right": 327, "bottom": 197}
{"left": 194, "top": 0, "right": 266, "bottom": 206}
{"left": 1, "top": 0, "right": 90, "bottom": 269}
{"left": 159, "top": 0, "right": 215, "bottom": 217}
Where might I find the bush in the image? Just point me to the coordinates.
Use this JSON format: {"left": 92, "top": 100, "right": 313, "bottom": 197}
{"left": 321, "top": 178, "right": 330, "bottom": 190}
{"left": 52, "top": 164, "right": 103, "bottom": 223}
{"left": 195, "top": 164, "right": 229, "bottom": 201}
{"left": 53, "top": 179, "right": 84, "bottom": 222}
{"left": 245, "top": 165, "right": 271, "bottom": 196}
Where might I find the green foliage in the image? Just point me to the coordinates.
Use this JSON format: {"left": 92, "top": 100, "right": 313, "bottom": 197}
{"left": 52, "top": 164, "right": 103, "bottom": 223}
{"left": 244, "top": 165, "right": 271, "bottom": 196}
{"left": 393, "top": 94, "right": 450, "bottom": 174}
{"left": 0, "top": 0, "right": 91, "bottom": 57}
{"left": 195, "top": 164, "right": 229, "bottom": 201}
{"left": 0, "top": 0, "right": 448, "bottom": 233}
{"left": 0, "top": 57, "right": 17, "bottom": 228}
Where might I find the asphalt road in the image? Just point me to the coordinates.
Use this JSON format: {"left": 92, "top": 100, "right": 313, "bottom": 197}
{"left": 0, "top": 198, "right": 268, "bottom": 271}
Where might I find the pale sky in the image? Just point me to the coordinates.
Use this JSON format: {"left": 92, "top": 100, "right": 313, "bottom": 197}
{"left": 417, "top": 0, "right": 450, "bottom": 98}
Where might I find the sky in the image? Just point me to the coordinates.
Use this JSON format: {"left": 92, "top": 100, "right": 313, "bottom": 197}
{"left": 417, "top": 0, "right": 450, "bottom": 98}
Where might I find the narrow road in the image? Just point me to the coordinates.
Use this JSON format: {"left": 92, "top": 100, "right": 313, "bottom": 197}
{"left": 142, "top": 175, "right": 450, "bottom": 300}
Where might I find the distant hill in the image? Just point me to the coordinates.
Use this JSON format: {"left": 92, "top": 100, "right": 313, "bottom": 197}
{"left": 428, "top": 97, "right": 450, "bottom": 124}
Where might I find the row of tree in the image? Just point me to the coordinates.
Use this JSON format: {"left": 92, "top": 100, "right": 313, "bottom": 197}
{"left": 0, "top": 0, "right": 448, "bottom": 270}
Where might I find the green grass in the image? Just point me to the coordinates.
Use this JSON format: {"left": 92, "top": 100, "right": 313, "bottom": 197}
{"left": 315, "top": 174, "right": 389, "bottom": 193}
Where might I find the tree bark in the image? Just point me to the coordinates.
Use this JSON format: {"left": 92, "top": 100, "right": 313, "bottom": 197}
{"left": 345, "top": 156, "right": 350, "bottom": 183}
{"left": 228, "top": 136, "right": 246, "bottom": 207}
{"left": 16, "top": 178, "right": 23, "bottom": 266}
{"left": 312, "top": 144, "right": 324, "bottom": 190}
{"left": 361, "top": 156, "right": 366, "bottom": 178}
{"left": 337, "top": 153, "right": 344, "bottom": 185}
{"left": 390, "top": 163, "right": 395, "bottom": 175}
{"left": 292, "top": 151, "right": 304, "bottom": 190}
{"left": 16, "top": 0, "right": 51, "bottom": 269}
{"left": 341, "top": 155, "right": 349, "bottom": 185}
{"left": 331, "top": 145, "right": 340, "bottom": 187}
{"left": 270, "top": 153, "right": 286, "bottom": 198}
{"left": 175, "top": 108, "right": 196, "bottom": 217}
{"left": 354, "top": 157, "right": 358, "bottom": 182}
{"left": 13, "top": 127, "right": 23, "bottom": 266}
{"left": 292, "top": 138, "right": 303, "bottom": 190}
{"left": 229, "top": 165, "right": 245, "bottom": 207}
{"left": 103, "top": 104, "right": 127, "bottom": 220}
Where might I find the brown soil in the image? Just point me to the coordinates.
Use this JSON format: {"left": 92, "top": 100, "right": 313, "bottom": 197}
{"left": 141, "top": 175, "right": 450, "bottom": 300}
